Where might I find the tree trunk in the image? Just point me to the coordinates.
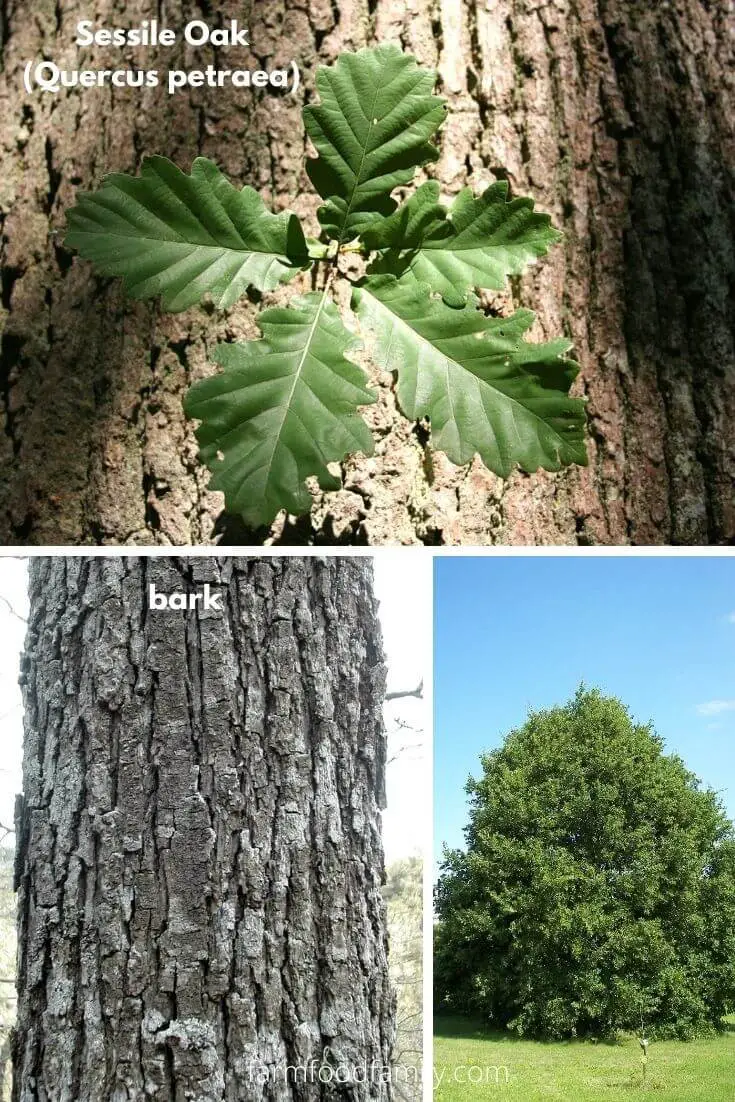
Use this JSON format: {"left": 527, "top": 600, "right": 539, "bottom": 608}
{"left": 13, "top": 556, "right": 394, "bottom": 1101}
{"left": 1, "top": 0, "right": 732, "bottom": 545}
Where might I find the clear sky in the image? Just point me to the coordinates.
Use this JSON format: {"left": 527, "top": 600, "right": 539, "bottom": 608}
{"left": 374, "top": 550, "right": 431, "bottom": 864}
{"left": 435, "top": 554, "right": 735, "bottom": 865}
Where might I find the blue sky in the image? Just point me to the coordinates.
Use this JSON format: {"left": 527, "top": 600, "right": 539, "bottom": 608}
{"left": 435, "top": 555, "right": 735, "bottom": 863}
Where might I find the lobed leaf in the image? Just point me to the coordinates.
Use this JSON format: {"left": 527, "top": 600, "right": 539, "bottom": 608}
{"left": 364, "top": 180, "right": 563, "bottom": 305}
{"left": 303, "top": 44, "right": 447, "bottom": 244}
{"left": 184, "top": 291, "right": 376, "bottom": 527}
{"left": 353, "top": 275, "right": 586, "bottom": 477}
{"left": 65, "top": 156, "right": 311, "bottom": 312}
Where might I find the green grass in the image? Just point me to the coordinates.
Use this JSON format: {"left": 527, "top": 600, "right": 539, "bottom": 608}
{"left": 434, "top": 1015, "right": 735, "bottom": 1101}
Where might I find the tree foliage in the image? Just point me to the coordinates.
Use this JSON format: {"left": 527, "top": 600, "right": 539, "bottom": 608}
{"left": 65, "top": 44, "right": 586, "bottom": 527}
{"left": 434, "top": 688, "right": 735, "bottom": 1039}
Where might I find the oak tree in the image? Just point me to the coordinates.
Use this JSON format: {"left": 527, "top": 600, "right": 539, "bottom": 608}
{"left": 435, "top": 689, "right": 735, "bottom": 1039}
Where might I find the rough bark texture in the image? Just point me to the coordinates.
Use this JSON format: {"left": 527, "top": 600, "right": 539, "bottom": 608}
{"left": 14, "top": 556, "right": 394, "bottom": 1101}
{"left": 0, "top": 0, "right": 733, "bottom": 545}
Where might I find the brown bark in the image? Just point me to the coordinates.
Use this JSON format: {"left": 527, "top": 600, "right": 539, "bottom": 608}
{"left": 14, "top": 557, "right": 394, "bottom": 1100}
{"left": 0, "top": 0, "right": 733, "bottom": 545}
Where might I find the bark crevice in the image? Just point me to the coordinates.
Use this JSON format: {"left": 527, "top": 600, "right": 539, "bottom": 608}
{"left": 0, "top": 0, "right": 732, "bottom": 544}
{"left": 15, "top": 556, "right": 394, "bottom": 1101}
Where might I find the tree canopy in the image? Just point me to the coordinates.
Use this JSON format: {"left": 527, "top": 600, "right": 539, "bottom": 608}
{"left": 434, "top": 688, "right": 735, "bottom": 1039}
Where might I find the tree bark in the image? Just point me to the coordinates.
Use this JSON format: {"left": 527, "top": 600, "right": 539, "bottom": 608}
{"left": 0, "top": 0, "right": 732, "bottom": 545}
{"left": 13, "top": 556, "right": 394, "bottom": 1100}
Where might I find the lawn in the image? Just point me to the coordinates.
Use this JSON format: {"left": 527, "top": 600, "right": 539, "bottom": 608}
{"left": 433, "top": 1015, "right": 735, "bottom": 1101}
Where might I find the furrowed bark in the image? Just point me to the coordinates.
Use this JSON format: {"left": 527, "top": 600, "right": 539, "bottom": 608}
{"left": 0, "top": 0, "right": 732, "bottom": 544}
{"left": 14, "top": 557, "right": 394, "bottom": 1101}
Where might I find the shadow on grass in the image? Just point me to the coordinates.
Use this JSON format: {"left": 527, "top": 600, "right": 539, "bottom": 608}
{"left": 434, "top": 1014, "right": 624, "bottom": 1048}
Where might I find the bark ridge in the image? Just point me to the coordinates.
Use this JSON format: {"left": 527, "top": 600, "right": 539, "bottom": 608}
{"left": 14, "top": 557, "right": 394, "bottom": 1101}
{"left": 0, "top": 0, "right": 732, "bottom": 544}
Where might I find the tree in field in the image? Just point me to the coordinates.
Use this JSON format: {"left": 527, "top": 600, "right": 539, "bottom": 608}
{"left": 13, "top": 557, "right": 395, "bottom": 1101}
{"left": 434, "top": 688, "right": 735, "bottom": 1039}
{"left": 1, "top": 0, "right": 733, "bottom": 546}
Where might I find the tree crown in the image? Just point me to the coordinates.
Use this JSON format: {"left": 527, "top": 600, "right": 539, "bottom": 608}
{"left": 435, "top": 688, "right": 735, "bottom": 1039}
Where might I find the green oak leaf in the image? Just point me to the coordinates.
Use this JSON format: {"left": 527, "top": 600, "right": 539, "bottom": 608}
{"left": 65, "top": 156, "right": 311, "bottom": 312}
{"left": 363, "top": 180, "right": 563, "bottom": 305}
{"left": 303, "top": 44, "right": 447, "bottom": 245}
{"left": 353, "top": 275, "right": 586, "bottom": 476}
{"left": 184, "top": 291, "right": 376, "bottom": 527}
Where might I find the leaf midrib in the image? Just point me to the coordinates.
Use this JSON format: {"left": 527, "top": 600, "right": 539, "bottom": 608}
{"left": 70, "top": 231, "right": 285, "bottom": 257}
{"left": 337, "top": 82, "right": 381, "bottom": 246}
{"left": 255, "top": 291, "right": 330, "bottom": 507}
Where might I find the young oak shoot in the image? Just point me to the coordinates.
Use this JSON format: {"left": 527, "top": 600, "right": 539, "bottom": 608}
{"left": 64, "top": 43, "right": 587, "bottom": 529}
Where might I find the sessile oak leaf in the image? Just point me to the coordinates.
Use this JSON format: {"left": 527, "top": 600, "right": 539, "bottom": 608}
{"left": 363, "top": 180, "right": 563, "bottom": 306}
{"left": 65, "top": 156, "right": 311, "bottom": 312}
{"left": 184, "top": 291, "right": 375, "bottom": 527}
{"left": 353, "top": 274, "right": 586, "bottom": 477}
{"left": 303, "top": 44, "right": 447, "bottom": 245}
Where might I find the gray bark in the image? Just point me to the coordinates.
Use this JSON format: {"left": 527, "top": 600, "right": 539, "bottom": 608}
{"left": 14, "top": 556, "right": 394, "bottom": 1101}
